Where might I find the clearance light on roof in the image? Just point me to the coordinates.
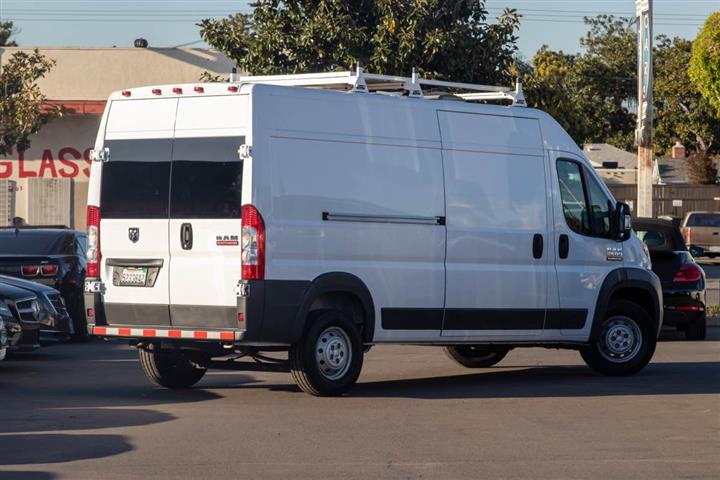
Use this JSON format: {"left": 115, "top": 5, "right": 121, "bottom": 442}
{"left": 194, "top": 86, "right": 204, "bottom": 93}
{"left": 121, "top": 90, "right": 131, "bottom": 97}
{"left": 152, "top": 88, "right": 162, "bottom": 95}
{"left": 228, "top": 85, "right": 239, "bottom": 92}
{"left": 173, "top": 87, "right": 183, "bottom": 94}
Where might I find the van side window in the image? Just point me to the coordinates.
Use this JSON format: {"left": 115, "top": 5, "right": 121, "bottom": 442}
{"left": 585, "top": 172, "right": 612, "bottom": 237}
{"left": 557, "top": 160, "right": 591, "bottom": 235}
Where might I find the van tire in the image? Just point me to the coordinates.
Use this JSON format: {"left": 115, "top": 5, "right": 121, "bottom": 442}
{"left": 138, "top": 346, "right": 207, "bottom": 389}
{"left": 684, "top": 315, "right": 707, "bottom": 341}
{"left": 581, "top": 300, "right": 656, "bottom": 376}
{"left": 289, "top": 310, "right": 364, "bottom": 397}
{"left": 443, "top": 346, "right": 509, "bottom": 368}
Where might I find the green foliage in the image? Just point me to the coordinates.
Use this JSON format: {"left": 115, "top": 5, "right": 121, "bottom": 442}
{"left": 0, "top": 21, "right": 18, "bottom": 47}
{"left": 200, "top": 0, "right": 521, "bottom": 85}
{"left": 655, "top": 36, "right": 719, "bottom": 155}
{"left": 0, "top": 50, "right": 62, "bottom": 156}
{"left": 689, "top": 12, "right": 720, "bottom": 115}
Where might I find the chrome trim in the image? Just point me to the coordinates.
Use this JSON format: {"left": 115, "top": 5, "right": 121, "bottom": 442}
{"left": 322, "top": 212, "right": 445, "bottom": 226}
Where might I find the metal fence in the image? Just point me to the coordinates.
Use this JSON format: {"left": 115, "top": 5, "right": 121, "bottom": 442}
{"left": 608, "top": 185, "right": 720, "bottom": 219}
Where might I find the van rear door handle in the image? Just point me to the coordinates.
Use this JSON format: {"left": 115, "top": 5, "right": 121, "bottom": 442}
{"left": 532, "top": 234, "right": 544, "bottom": 259}
{"left": 181, "top": 223, "right": 193, "bottom": 250}
{"left": 559, "top": 234, "right": 569, "bottom": 259}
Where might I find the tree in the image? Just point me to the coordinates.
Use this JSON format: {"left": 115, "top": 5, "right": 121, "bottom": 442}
{"left": 655, "top": 36, "right": 720, "bottom": 155}
{"left": 689, "top": 13, "right": 720, "bottom": 115}
{"left": 200, "top": 0, "right": 521, "bottom": 85}
{"left": 0, "top": 50, "right": 62, "bottom": 155}
{"left": 686, "top": 149, "right": 718, "bottom": 184}
{"left": 0, "top": 21, "right": 18, "bottom": 47}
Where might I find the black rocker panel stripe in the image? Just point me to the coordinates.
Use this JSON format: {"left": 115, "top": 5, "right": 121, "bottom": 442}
{"left": 381, "top": 308, "right": 587, "bottom": 330}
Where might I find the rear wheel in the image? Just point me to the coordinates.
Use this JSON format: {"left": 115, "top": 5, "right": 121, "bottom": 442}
{"left": 289, "top": 310, "right": 364, "bottom": 397}
{"left": 581, "top": 300, "right": 656, "bottom": 376}
{"left": 138, "top": 346, "right": 207, "bottom": 388}
{"left": 684, "top": 314, "right": 707, "bottom": 341}
{"left": 443, "top": 346, "right": 509, "bottom": 368}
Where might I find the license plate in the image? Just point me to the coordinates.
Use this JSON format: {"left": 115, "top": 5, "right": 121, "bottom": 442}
{"left": 119, "top": 267, "right": 148, "bottom": 286}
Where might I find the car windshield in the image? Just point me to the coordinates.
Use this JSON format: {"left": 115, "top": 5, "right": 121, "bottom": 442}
{"left": 686, "top": 214, "right": 720, "bottom": 227}
{"left": 0, "top": 231, "right": 64, "bottom": 255}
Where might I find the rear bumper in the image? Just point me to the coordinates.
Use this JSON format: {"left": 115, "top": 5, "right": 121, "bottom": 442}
{"left": 85, "top": 278, "right": 310, "bottom": 345}
{"left": 662, "top": 289, "right": 705, "bottom": 327}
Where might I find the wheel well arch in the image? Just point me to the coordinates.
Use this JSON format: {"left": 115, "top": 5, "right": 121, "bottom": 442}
{"left": 590, "top": 268, "right": 662, "bottom": 342}
{"left": 295, "top": 272, "right": 375, "bottom": 344}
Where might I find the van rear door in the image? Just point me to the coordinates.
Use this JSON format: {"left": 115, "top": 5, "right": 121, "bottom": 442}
{"left": 167, "top": 96, "right": 247, "bottom": 329}
{"left": 99, "top": 98, "right": 177, "bottom": 326}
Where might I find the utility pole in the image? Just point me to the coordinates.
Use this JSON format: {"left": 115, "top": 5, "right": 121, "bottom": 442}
{"left": 636, "top": 0, "right": 653, "bottom": 217}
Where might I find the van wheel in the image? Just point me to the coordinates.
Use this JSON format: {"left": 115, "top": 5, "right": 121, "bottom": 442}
{"left": 138, "top": 346, "right": 207, "bottom": 388}
{"left": 443, "top": 346, "right": 509, "bottom": 368}
{"left": 684, "top": 315, "right": 707, "bottom": 341}
{"left": 580, "top": 300, "right": 656, "bottom": 376}
{"left": 289, "top": 310, "right": 364, "bottom": 397}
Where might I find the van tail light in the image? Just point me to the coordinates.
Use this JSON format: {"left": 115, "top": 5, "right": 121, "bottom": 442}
{"left": 673, "top": 264, "right": 702, "bottom": 283}
{"left": 684, "top": 227, "right": 692, "bottom": 245}
{"left": 40, "top": 264, "right": 59, "bottom": 276}
{"left": 87, "top": 205, "right": 101, "bottom": 277}
{"left": 21, "top": 265, "right": 39, "bottom": 277}
{"left": 241, "top": 204, "right": 265, "bottom": 280}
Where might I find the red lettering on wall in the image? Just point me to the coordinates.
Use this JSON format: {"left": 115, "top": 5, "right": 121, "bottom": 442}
{"left": 0, "top": 147, "right": 12, "bottom": 179}
{"left": 82, "top": 148, "right": 92, "bottom": 177}
{"left": 38, "top": 150, "right": 59, "bottom": 177}
{"left": 58, "top": 147, "right": 81, "bottom": 178}
{"left": 18, "top": 151, "right": 37, "bottom": 178}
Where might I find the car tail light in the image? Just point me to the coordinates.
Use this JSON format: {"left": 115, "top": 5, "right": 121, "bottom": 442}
{"left": 673, "top": 264, "right": 702, "bottom": 283}
{"left": 228, "top": 85, "right": 239, "bottom": 92}
{"left": 241, "top": 204, "right": 265, "bottom": 280}
{"left": 87, "top": 205, "right": 101, "bottom": 277}
{"left": 21, "top": 265, "right": 39, "bottom": 277}
{"left": 683, "top": 227, "right": 692, "bottom": 245}
{"left": 40, "top": 264, "right": 59, "bottom": 276}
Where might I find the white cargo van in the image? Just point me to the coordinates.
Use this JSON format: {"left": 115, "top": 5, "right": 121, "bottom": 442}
{"left": 85, "top": 69, "right": 662, "bottom": 396}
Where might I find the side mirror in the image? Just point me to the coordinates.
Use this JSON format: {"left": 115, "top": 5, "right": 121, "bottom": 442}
{"left": 614, "top": 202, "right": 632, "bottom": 241}
{"left": 689, "top": 246, "right": 705, "bottom": 258}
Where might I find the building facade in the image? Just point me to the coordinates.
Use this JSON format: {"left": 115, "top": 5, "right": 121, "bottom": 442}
{"left": 0, "top": 46, "right": 235, "bottom": 230}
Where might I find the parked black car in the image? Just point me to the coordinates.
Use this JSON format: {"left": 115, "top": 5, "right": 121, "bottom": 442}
{"left": 0, "top": 275, "right": 72, "bottom": 344}
{"left": 0, "top": 282, "right": 42, "bottom": 351}
{"left": 0, "top": 226, "right": 87, "bottom": 338}
{"left": 634, "top": 218, "right": 707, "bottom": 340}
{"left": 0, "top": 303, "right": 13, "bottom": 361}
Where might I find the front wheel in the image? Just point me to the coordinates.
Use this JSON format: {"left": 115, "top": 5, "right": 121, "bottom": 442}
{"left": 289, "top": 310, "right": 364, "bottom": 396}
{"left": 581, "top": 300, "right": 656, "bottom": 376}
{"left": 138, "top": 346, "right": 207, "bottom": 388}
{"left": 443, "top": 346, "right": 509, "bottom": 368}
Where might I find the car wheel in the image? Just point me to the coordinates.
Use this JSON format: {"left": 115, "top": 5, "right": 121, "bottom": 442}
{"left": 580, "top": 300, "right": 656, "bottom": 376}
{"left": 289, "top": 310, "right": 364, "bottom": 397}
{"left": 138, "top": 345, "right": 207, "bottom": 388}
{"left": 443, "top": 346, "right": 509, "bottom": 368}
{"left": 684, "top": 314, "right": 707, "bottom": 341}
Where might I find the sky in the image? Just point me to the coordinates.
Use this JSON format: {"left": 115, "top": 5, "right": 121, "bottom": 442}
{"left": 0, "top": 0, "right": 716, "bottom": 60}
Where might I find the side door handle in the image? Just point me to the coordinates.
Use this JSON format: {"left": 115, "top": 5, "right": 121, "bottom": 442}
{"left": 559, "top": 234, "right": 569, "bottom": 259}
{"left": 181, "top": 223, "right": 193, "bottom": 250}
{"left": 532, "top": 233, "right": 544, "bottom": 259}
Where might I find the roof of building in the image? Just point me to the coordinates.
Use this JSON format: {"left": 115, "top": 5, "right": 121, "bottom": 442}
{"left": 583, "top": 143, "right": 637, "bottom": 169}
{"left": 656, "top": 156, "right": 690, "bottom": 184}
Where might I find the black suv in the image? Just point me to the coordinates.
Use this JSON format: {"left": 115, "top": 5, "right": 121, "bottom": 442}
{"left": 0, "top": 226, "right": 87, "bottom": 338}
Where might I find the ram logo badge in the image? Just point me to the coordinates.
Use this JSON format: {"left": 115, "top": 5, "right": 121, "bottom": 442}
{"left": 216, "top": 235, "right": 239, "bottom": 246}
{"left": 128, "top": 227, "right": 140, "bottom": 243}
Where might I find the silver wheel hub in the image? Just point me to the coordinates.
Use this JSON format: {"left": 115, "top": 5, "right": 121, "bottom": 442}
{"left": 598, "top": 316, "right": 642, "bottom": 363}
{"left": 315, "top": 326, "right": 352, "bottom": 381}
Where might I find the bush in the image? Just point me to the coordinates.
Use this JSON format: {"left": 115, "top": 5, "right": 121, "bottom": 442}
{"left": 686, "top": 149, "right": 718, "bottom": 184}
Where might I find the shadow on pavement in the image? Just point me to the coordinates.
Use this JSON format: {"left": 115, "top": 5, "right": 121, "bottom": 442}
{"left": 0, "top": 434, "right": 132, "bottom": 466}
{"left": 349, "top": 361, "right": 720, "bottom": 400}
{"left": 2, "top": 408, "right": 174, "bottom": 434}
{"left": 0, "top": 472, "right": 56, "bottom": 479}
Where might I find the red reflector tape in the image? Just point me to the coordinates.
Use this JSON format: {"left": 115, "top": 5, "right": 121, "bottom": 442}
{"left": 118, "top": 328, "right": 131, "bottom": 336}
{"left": 168, "top": 330, "right": 182, "bottom": 338}
{"left": 194, "top": 331, "right": 208, "bottom": 339}
{"left": 94, "top": 326, "right": 107, "bottom": 335}
{"left": 143, "top": 329, "right": 156, "bottom": 336}
{"left": 220, "top": 332, "right": 234, "bottom": 341}
{"left": 91, "top": 326, "right": 237, "bottom": 341}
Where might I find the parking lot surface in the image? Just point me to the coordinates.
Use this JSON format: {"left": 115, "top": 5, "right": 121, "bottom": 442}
{"left": 1, "top": 331, "right": 719, "bottom": 480}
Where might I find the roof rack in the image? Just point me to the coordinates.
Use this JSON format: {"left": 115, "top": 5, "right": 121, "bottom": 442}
{"left": 239, "top": 65, "right": 526, "bottom": 107}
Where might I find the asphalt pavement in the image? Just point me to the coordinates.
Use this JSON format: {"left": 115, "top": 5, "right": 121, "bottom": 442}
{"left": 1, "top": 331, "right": 719, "bottom": 480}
